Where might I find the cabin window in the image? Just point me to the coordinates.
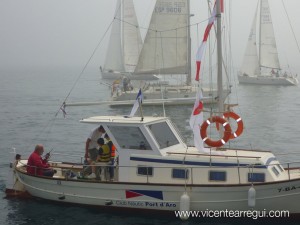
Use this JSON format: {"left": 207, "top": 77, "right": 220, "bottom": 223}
{"left": 248, "top": 173, "right": 265, "bottom": 182}
{"left": 209, "top": 171, "right": 226, "bottom": 181}
{"left": 172, "top": 169, "right": 189, "bottom": 179}
{"left": 147, "top": 122, "right": 179, "bottom": 149}
{"left": 272, "top": 166, "right": 280, "bottom": 176}
{"left": 137, "top": 166, "right": 153, "bottom": 176}
{"left": 108, "top": 126, "right": 152, "bottom": 150}
{"left": 276, "top": 164, "right": 284, "bottom": 172}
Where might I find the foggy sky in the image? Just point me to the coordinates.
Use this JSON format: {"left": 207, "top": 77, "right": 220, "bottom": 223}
{"left": 0, "top": 0, "right": 300, "bottom": 72}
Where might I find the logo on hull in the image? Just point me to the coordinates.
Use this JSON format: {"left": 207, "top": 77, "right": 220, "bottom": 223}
{"left": 125, "top": 190, "right": 163, "bottom": 200}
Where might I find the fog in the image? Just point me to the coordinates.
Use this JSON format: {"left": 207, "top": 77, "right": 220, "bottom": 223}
{"left": 0, "top": 0, "right": 300, "bottom": 73}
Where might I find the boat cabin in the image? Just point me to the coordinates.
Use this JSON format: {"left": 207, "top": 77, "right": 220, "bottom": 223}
{"left": 81, "top": 116, "right": 290, "bottom": 185}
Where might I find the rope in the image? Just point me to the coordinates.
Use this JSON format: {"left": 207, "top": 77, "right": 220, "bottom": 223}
{"left": 115, "top": 13, "right": 209, "bottom": 34}
{"left": 55, "top": 17, "right": 116, "bottom": 118}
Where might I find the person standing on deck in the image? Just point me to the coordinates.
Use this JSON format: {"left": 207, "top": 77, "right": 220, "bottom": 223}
{"left": 85, "top": 125, "right": 105, "bottom": 163}
{"left": 104, "top": 133, "right": 117, "bottom": 181}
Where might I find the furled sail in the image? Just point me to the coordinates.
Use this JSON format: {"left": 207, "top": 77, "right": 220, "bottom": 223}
{"left": 134, "top": 0, "right": 188, "bottom": 75}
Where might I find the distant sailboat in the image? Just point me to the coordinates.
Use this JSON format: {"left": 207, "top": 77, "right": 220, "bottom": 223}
{"left": 100, "top": 0, "right": 158, "bottom": 80}
{"left": 238, "top": 0, "right": 298, "bottom": 85}
{"left": 110, "top": 0, "right": 230, "bottom": 106}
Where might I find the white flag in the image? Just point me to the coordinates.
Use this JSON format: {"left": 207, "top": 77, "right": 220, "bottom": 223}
{"left": 129, "top": 88, "right": 143, "bottom": 117}
{"left": 189, "top": 90, "right": 204, "bottom": 152}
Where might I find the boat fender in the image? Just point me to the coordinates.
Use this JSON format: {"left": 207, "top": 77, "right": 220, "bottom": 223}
{"left": 179, "top": 192, "right": 190, "bottom": 221}
{"left": 200, "top": 116, "right": 232, "bottom": 147}
{"left": 216, "top": 112, "right": 244, "bottom": 139}
{"left": 248, "top": 185, "right": 256, "bottom": 208}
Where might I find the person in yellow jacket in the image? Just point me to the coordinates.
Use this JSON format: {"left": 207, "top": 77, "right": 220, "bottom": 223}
{"left": 87, "top": 138, "right": 110, "bottom": 179}
{"left": 104, "top": 134, "right": 117, "bottom": 181}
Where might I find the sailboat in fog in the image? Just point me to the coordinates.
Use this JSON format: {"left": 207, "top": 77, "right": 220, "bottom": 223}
{"left": 110, "top": 0, "right": 230, "bottom": 106}
{"left": 238, "top": 0, "right": 298, "bottom": 85}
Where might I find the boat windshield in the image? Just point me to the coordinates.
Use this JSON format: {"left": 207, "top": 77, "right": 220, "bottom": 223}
{"left": 108, "top": 125, "right": 152, "bottom": 150}
{"left": 147, "top": 122, "right": 179, "bottom": 149}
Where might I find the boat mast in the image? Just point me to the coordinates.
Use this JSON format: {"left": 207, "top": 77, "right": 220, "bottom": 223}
{"left": 216, "top": 0, "right": 223, "bottom": 113}
{"left": 258, "top": 0, "right": 262, "bottom": 75}
{"left": 186, "top": 0, "right": 191, "bottom": 86}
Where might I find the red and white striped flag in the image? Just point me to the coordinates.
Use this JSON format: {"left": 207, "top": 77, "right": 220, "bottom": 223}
{"left": 189, "top": 90, "right": 204, "bottom": 151}
{"left": 195, "top": 1, "right": 218, "bottom": 81}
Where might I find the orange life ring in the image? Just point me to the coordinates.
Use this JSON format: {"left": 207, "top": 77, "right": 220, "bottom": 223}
{"left": 216, "top": 111, "right": 244, "bottom": 139}
{"left": 222, "top": 112, "right": 243, "bottom": 139}
{"left": 200, "top": 116, "right": 232, "bottom": 147}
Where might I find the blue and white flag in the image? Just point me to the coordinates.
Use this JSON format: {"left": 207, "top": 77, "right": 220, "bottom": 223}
{"left": 129, "top": 88, "right": 143, "bottom": 117}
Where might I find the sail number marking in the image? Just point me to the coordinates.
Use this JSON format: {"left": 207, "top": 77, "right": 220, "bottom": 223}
{"left": 278, "top": 186, "right": 299, "bottom": 192}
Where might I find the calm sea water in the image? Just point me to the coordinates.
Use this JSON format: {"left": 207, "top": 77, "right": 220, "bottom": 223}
{"left": 0, "top": 67, "right": 300, "bottom": 224}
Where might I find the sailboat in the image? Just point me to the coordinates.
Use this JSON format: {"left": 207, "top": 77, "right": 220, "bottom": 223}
{"left": 109, "top": 0, "right": 230, "bottom": 106}
{"left": 238, "top": 0, "right": 298, "bottom": 85}
{"left": 7, "top": 0, "right": 300, "bottom": 220}
{"left": 100, "top": 0, "right": 158, "bottom": 81}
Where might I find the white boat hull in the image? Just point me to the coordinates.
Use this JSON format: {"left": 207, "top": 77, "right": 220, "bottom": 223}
{"left": 238, "top": 74, "right": 298, "bottom": 86}
{"left": 15, "top": 171, "right": 300, "bottom": 213}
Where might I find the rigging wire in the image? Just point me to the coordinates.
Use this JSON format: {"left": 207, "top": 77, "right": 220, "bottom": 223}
{"left": 54, "top": 1, "right": 124, "bottom": 118}
{"left": 281, "top": 0, "right": 300, "bottom": 55}
{"left": 55, "top": 17, "right": 116, "bottom": 118}
{"left": 26, "top": 2, "right": 122, "bottom": 151}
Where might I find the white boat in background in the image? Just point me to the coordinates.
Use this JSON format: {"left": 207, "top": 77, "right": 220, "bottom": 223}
{"left": 7, "top": 0, "right": 300, "bottom": 220}
{"left": 238, "top": 0, "right": 298, "bottom": 86}
{"left": 110, "top": 82, "right": 230, "bottom": 106}
{"left": 100, "top": 0, "right": 158, "bottom": 81}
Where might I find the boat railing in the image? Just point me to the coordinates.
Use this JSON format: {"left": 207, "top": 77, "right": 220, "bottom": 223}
{"left": 166, "top": 151, "right": 262, "bottom": 159}
{"left": 16, "top": 157, "right": 300, "bottom": 184}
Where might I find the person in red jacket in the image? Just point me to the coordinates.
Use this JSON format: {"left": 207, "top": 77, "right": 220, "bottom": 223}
{"left": 27, "top": 144, "right": 55, "bottom": 177}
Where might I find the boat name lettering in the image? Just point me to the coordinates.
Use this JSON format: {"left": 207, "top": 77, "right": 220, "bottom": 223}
{"left": 115, "top": 201, "right": 176, "bottom": 208}
{"left": 128, "top": 201, "right": 144, "bottom": 207}
{"left": 145, "top": 202, "right": 176, "bottom": 207}
{"left": 278, "top": 186, "right": 298, "bottom": 192}
{"left": 115, "top": 200, "right": 127, "bottom": 206}
{"left": 115, "top": 200, "right": 144, "bottom": 207}
{"left": 165, "top": 202, "right": 176, "bottom": 207}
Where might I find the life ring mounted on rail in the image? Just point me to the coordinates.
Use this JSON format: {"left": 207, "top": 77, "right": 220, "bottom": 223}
{"left": 223, "top": 111, "right": 244, "bottom": 139}
{"left": 200, "top": 116, "right": 232, "bottom": 148}
{"left": 216, "top": 111, "right": 244, "bottom": 140}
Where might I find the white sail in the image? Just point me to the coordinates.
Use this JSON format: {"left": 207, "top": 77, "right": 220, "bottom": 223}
{"left": 240, "top": 4, "right": 260, "bottom": 76}
{"left": 134, "top": 0, "right": 188, "bottom": 75}
{"left": 122, "top": 0, "right": 143, "bottom": 73}
{"left": 259, "top": 0, "right": 280, "bottom": 69}
{"left": 103, "top": 0, "right": 125, "bottom": 73}
{"left": 238, "top": 0, "right": 298, "bottom": 85}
